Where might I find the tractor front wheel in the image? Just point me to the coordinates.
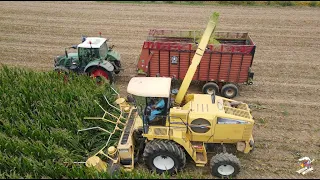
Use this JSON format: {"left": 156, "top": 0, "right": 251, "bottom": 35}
{"left": 54, "top": 66, "right": 69, "bottom": 75}
{"left": 210, "top": 153, "right": 241, "bottom": 178}
{"left": 143, "top": 139, "right": 186, "bottom": 175}
{"left": 54, "top": 66, "right": 70, "bottom": 83}
{"left": 89, "top": 67, "right": 114, "bottom": 85}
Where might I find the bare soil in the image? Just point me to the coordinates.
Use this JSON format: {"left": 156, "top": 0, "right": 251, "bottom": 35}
{"left": 0, "top": 1, "right": 319, "bottom": 178}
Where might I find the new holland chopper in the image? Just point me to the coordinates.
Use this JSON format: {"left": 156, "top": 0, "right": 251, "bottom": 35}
{"left": 80, "top": 12, "right": 255, "bottom": 178}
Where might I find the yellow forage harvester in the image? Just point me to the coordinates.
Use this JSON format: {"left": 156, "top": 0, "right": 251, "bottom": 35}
{"left": 78, "top": 12, "right": 255, "bottom": 179}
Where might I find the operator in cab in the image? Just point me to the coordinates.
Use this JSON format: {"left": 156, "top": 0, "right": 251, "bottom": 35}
{"left": 148, "top": 97, "right": 165, "bottom": 123}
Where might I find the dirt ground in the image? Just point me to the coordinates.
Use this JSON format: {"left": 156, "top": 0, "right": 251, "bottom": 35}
{"left": 0, "top": 1, "right": 319, "bottom": 179}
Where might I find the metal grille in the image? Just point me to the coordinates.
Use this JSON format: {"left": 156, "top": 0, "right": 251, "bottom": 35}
{"left": 224, "top": 106, "right": 250, "bottom": 119}
{"left": 120, "top": 109, "right": 137, "bottom": 145}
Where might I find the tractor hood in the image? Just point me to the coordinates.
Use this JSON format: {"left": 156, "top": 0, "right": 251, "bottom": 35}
{"left": 107, "top": 50, "right": 121, "bottom": 61}
{"left": 68, "top": 53, "right": 78, "bottom": 59}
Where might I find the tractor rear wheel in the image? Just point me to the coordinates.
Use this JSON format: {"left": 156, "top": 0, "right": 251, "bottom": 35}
{"left": 89, "top": 67, "right": 114, "bottom": 84}
{"left": 210, "top": 153, "right": 241, "bottom": 178}
{"left": 143, "top": 139, "right": 186, "bottom": 175}
{"left": 202, "top": 82, "right": 219, "bottom": 95}
{"left": 221, "top": 83, "right": 238, "bottom": 99}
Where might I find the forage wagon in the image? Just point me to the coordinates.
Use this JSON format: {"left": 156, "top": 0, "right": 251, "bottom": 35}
{"left": 136, "top": 29, "right": 256, "bottom": 98}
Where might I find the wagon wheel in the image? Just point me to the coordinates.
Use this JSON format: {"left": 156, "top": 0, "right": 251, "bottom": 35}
{"left": 202, "top": 82, "right": 219, "bottom": 95}
{"left": 89, "top": 67, "right": 114, "bottom": 85}
{"left": 221, "top": 84, "right": 239, "bottom": 99}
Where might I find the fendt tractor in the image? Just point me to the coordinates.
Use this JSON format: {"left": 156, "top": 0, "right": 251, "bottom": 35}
{"left": 53, "top": 33, "right": 122, "bottom": 84}
{"left": 80, "top": 12, "right": 255, "bottom": 179}
{"left": 136, "top": 16, "right": 256, "bottom": 99}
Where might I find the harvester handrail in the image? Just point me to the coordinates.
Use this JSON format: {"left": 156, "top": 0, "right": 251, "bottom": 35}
{"left": 92, "top": 99, "right": 126, "bottom": 122}
{"left": 79, "top": 96, "right": 130, "bottom": 163}
{"left": 110, "top": 86, "right": 120, "bottom": 97}
{"left": 84, "top": 116, "right": 125, "bottom": 127}
{"left": 78, "top": 126, "right": 114, "bottom": 134}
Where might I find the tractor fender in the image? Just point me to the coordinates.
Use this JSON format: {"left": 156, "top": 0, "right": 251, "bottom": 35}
{"left": 107, "top": 50, "right": 121, "bottom": 61}
{"left": 84, "top": 60, "right": 114, "bottom": 73}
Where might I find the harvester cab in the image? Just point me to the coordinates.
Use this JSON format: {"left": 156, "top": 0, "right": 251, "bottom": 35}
{"left": 127, "top": 77, "right": 172, "bottom": 128}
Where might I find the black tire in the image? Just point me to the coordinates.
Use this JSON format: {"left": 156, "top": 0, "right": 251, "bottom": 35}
{"left": 249, "top": 139, "right": 255, "bottom": 153}
{"left": 143, "top": 139, "right": 186, "bottom": 175}
{"left": 54, "top": 66, "right": 69, "bottom": 75}
{"left": 202, "top": 82, "right": 219, "bottom": 95}
{"left": 107, "top": 161, "right": 121, "bottom": 176}
{"left": 221, "top": 84, "right": 238, "bottom": 99}
{"left": 210, "top": 153, "right": 241, "bottom": 178}
{"left": 114, "top": 60, "right": 121, "bottom": 74}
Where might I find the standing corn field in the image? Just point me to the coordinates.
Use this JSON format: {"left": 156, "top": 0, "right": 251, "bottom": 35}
{"left": 0, "top": 66, "right": 224, "bottom": 179}
{"left": 0, "top": 65, "right": 115, "bottom": 178}
{"left": 0, "top": 65, "right": 168, "bottom": 178}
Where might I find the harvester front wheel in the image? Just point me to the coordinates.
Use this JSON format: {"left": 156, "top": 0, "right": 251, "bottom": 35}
{"left": 107, "top": 161, "right": 121, "bottom": 176}
{"left": 143, "top": 139, "right": 186, "bottom": 175}
{"left": 221, "top": 83, "right": 238, "bottom": 99}
{"left": 89, "top": 67, "right": 114, "bottom": 85}
{"left": 210, "top": 153, "right": 241, "bottom": 178}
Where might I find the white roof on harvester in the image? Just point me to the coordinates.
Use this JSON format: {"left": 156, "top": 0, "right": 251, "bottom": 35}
{"left": 77, "top": 37, "right": 106, "bottom": 48}
{"left": 127, "top": 77, "right": 172, "bottom": 98}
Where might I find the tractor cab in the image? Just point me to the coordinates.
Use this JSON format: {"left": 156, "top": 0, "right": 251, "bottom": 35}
{"left": 127, "top": 77, "right": 173, "bottom": 127}
{"left": 77, "top": 37, "right": 108, "bottom": 65}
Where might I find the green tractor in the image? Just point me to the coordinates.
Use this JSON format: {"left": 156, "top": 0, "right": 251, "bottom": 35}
{"left": 53, "top": 33, "right": 122, "bottom": 84}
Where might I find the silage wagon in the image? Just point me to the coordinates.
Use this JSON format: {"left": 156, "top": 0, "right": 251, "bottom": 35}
{"left": 136, "top": 29, "right": 256, "bottom": 98}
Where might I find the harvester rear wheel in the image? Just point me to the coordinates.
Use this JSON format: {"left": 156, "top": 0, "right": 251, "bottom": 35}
{"left": 221, "top": 83, "right": 238, "bottom": 99}
{"left": 202, "top": 82, "right": 219, "bottom": 95}
{"left": 89, "top": 67, "right": 114, "bottom": 85}
{"left": 143, "top": 139, "right": 186, "bottom": 175}
{"left": 210, "top": 153, "right": 241, "bottom": 178}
